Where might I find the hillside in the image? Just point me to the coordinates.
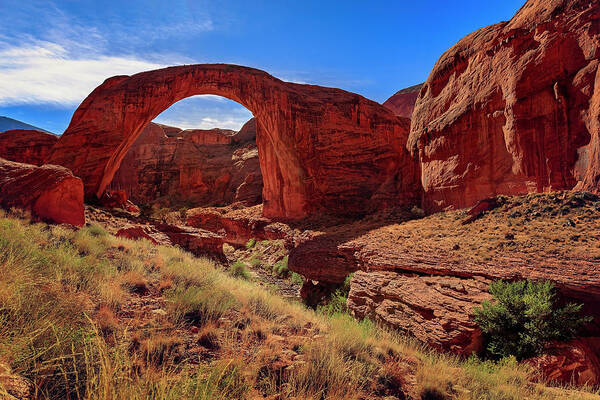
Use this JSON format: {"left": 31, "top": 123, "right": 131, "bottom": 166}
{"left": 1, "top": 209, "right": 599, "bottom": 399}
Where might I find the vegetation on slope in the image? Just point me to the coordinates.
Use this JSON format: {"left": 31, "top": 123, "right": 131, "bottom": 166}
{"left": 0, "top": 209, "right": 598, "bottom": 399}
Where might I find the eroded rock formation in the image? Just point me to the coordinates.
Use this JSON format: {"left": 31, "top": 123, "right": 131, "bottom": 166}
{"left": 0, "top": 158, "right": 84, "bottom": 226}
{"left": 47, "top": 64, "right": 421, "bottom": 220}
{"left": 382, "top": 83, "right": 423, "bottom": 119}
{"left": 410, "top": 0, "right": 600, "bottom": 211}
{"left": 0, "top": 129, "right": 58, "bottom": 166}
{"left": 109, "top": 119, "right": 262, "bottom": 207}
{"left": 348, "top": 271, "right": 491, "bottom": 354}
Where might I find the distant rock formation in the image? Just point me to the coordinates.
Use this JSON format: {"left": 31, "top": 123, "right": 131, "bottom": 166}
{"left": 0, "top": 116, "right": 52, "bottom": 133}
{"left": 108, "top": 118, "right": 263, "bottom": 208}
{"left": 410, "top": 0, "right": 600, "bottom": 212}
{"left": 0, "top": 158, "right": 84, "bottom": 226}
{"left": 382, "top": 83, "right": 423, "bottom": 118}
{"left": 0, "top": 129, "right": 58, "bottom": 166}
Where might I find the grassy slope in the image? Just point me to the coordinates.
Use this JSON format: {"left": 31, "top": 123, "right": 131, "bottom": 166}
{"left": 0, "top": 209, "right": 598, "bottom": 399}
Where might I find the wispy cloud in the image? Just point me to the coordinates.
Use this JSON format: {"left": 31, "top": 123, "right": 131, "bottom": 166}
{"left": 0, "top": 40, "right": 167, "bottom": 106}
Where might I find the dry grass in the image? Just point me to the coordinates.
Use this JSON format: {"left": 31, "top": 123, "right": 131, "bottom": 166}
{"left": 0, "top": 208, "right": 598, "bottom": 399}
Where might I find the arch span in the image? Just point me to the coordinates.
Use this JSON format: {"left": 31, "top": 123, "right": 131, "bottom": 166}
{"left": 47, "top": 64, "right": 421, "bottom": 219}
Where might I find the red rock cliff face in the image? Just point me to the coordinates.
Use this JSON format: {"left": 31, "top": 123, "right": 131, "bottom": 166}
{"left": 0, "top": 129, "right": 58, "bottom": 166}
{"left": 382, "top": 84, "right": 423, "bottom": 119}
{"left": 0, "top": 158, "right": 84, "bottom": 226}
{"left": 47, "top": 64, "right": 421, "bottom": 220}
{"left": 410, "top": 0, "right": 600, "bottom": 212}
{"left": 108, "top": 119, "right": 262, "bottom": 207}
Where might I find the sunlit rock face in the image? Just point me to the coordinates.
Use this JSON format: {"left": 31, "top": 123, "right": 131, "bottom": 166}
{"left": 108, "top": 118, "right": 262, "bottom": 208}
{"left": 0, "top": 158, "right": 84, "bottom": 226}
{"left": 47, "top": 64, "right": 421, "bottom": 220}
{"left": 409, "top": 0, "right": 600, "bottom": 212}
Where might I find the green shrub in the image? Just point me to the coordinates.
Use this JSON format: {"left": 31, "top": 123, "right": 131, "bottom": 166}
{"left": 272, "top": 256, "right": 289, "bottom": 277}
{"left": 317, "top": 274, "right": 354, "bottom": 316}
{"left": 245, "top": 238, "right": 256, "bottom": 249}
{"left": 229, "top": 261, "right": 251, "bottom": 280}
{"left": 473, "top": 280, "right": 591, "bottom": 360}
{"left": 291, "top": 272, "right": 304, "bottom": 286}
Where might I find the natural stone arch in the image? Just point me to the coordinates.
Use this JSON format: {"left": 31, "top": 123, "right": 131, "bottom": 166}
{"left": 48, "top": 64, "right": 420, "bottom": 219}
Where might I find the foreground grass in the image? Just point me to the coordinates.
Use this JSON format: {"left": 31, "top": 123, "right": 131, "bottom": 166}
{"left": 0, "top": 210, "right": 598, "bottom": 399}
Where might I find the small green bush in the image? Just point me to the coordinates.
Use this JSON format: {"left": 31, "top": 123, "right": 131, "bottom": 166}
{"left": 272, "top": 256, "right": 289, "bottom": 277}
{"left": 473, "top": 280, "right": 591, "bottom": 360}
{"left": 317, "top": 273, "right": 354, "bottom": 316}
{"left": 245, "top": 238, "right": 256, "bottom": 249}
{"left": 229, "top": 261, "right": 251, "bottom": 280}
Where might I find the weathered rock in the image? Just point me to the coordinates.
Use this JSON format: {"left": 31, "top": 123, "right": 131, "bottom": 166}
{"left": 348, "top": 270, "right": 491, "bottom": 354}
{"left": 461, "top": 196, "right": 503, "bottom": 224}
{"left": 116, "top": 226, "right": 158, "bottom": 245}
{"left": 154, "top": 223, "right": 226, "bottom": 261}
{"left": 0, "top": 158, "right": 84, "bottom": 226}
{"left": 0, "top": 129, "right": 58, "bottom": 166}
{"left": 108, "top": 121, "right": 262, "bottom": 208}
{"left": 47, "top": 64, "right": 421, "bottom": 220}
{"left": 410, "top": 0, "right": 600, "bottom": 212}
{"left": 382, "top": 83, "right": 423, "bottom": 118}
{"left": 526, "top": 338, "right": 600, "bottom": 386}
{"left": 186, "top": 205, "right": 291, "bottom": 247}
{"left": 98, "top": 189, "right": 140, "bottom": 213}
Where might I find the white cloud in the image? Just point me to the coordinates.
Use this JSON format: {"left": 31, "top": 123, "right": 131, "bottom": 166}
{"left": 0, "top": 40, "right": 167, "bottom": 106}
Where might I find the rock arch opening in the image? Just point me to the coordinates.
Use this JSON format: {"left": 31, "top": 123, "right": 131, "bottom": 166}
{"left": 47, "top": 64, "right": 421, "bottom": 220}
{"left": 107, "top": 95, "right": 263, "bottom": 209}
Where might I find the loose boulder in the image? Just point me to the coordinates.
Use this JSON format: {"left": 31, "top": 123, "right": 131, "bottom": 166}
{"left": 0, "top": 158, "right": 85, "bottom": 226}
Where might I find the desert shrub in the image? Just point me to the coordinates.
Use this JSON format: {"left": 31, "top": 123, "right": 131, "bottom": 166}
{"left": 245, "top": 238, "right": 256, "bottom": 249}
{"left": 291, "top": 272, "right": 304, "bottom": 286}
{"left": 229, "top": 261, "right": 250, "bottom": 280}
{"left": 317, "top": 273, "right": 353, "bottom": 316}
{"left": 473, "top": 280, "right": 591, "bottom": 360}
{"left": 249, "top": 257, "right": 262, "bottom": 268}
{"left": 272, "top": 256, "right": 289, "bottom": 277}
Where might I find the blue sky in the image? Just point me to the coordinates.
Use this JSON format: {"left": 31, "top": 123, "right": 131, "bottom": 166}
{"left": 0, "top": 0, "right": 524, "bottom": 134}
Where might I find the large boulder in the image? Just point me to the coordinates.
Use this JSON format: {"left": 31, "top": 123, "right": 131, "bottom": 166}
{"left": 410, "top": 0, "right": 600, "bottom": 211}
{"left": 0, "top": 129, "right": 58, "bottom": 166}
{"left": 46, "top": 64, "right": 421, "bottom": 220}
{"left": 0, "top": 158, "right": 84, "bottom": 226}
{"left": 109, "top": 120, "right": 262, "bottom": 207}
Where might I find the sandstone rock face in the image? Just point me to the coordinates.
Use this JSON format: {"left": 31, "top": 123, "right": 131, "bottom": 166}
{"left": 526, "top": 338, "right": 600, "bottom": 386}
{"left": 109, "top": 119, "right": 262, "bottom": 207}
{"left": 116, "top": 226, "right": 159, "bottom": 245}
{"left": 0, "top": 129, "right": 58, "bottom": 166}
{"left": 47, "top": 64, "right": 421, "bottom": 220}
{"left": 348, "top": 271, "right": 491, "bottom": 354}
{"left": 382, "top": 84, "right": 423, "bottom": 118}
{"left": 0, "top": 158, "right": 84, "bottom": 226}
{"left": 410, "top": 0, "right": 600, "bottom": 211}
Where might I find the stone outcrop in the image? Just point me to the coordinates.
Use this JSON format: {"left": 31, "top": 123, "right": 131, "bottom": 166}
{"left": 186, "top": 205, "right": 291, "bottom": 247}
{"left": 409, "top": 0, "right": 600, "bottom": 212}
{"left": 526, "top": 338, "right": 600, "bottom": 386}
{"left": 116, "top": 226, "right": 159, "bottom": 245}
{"left": 348, "top": 271, "right": 491, "bottom": 354}
{"left": 382, "top": 83, "right": 423, "bottom": 118}
{"left": 109, "top": 119, "right": 262, "bottom": 207}
{"left": 0, "top": 129, "right": 58, "bottom": 166}
{"left": 0, "top": 158, "right": 84, "bottom": 226}
{"left": 47, "top": 64, "right": 421, "bottom": 220}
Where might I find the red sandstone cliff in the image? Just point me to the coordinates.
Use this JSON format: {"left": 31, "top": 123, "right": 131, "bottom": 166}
{"left": 410, "top": 0, "right": 600, "bottom": 211}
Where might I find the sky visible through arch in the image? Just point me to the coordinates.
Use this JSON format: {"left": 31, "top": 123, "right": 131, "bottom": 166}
{"left": 0, "top": 0, "right": 524, "bottom": 134}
